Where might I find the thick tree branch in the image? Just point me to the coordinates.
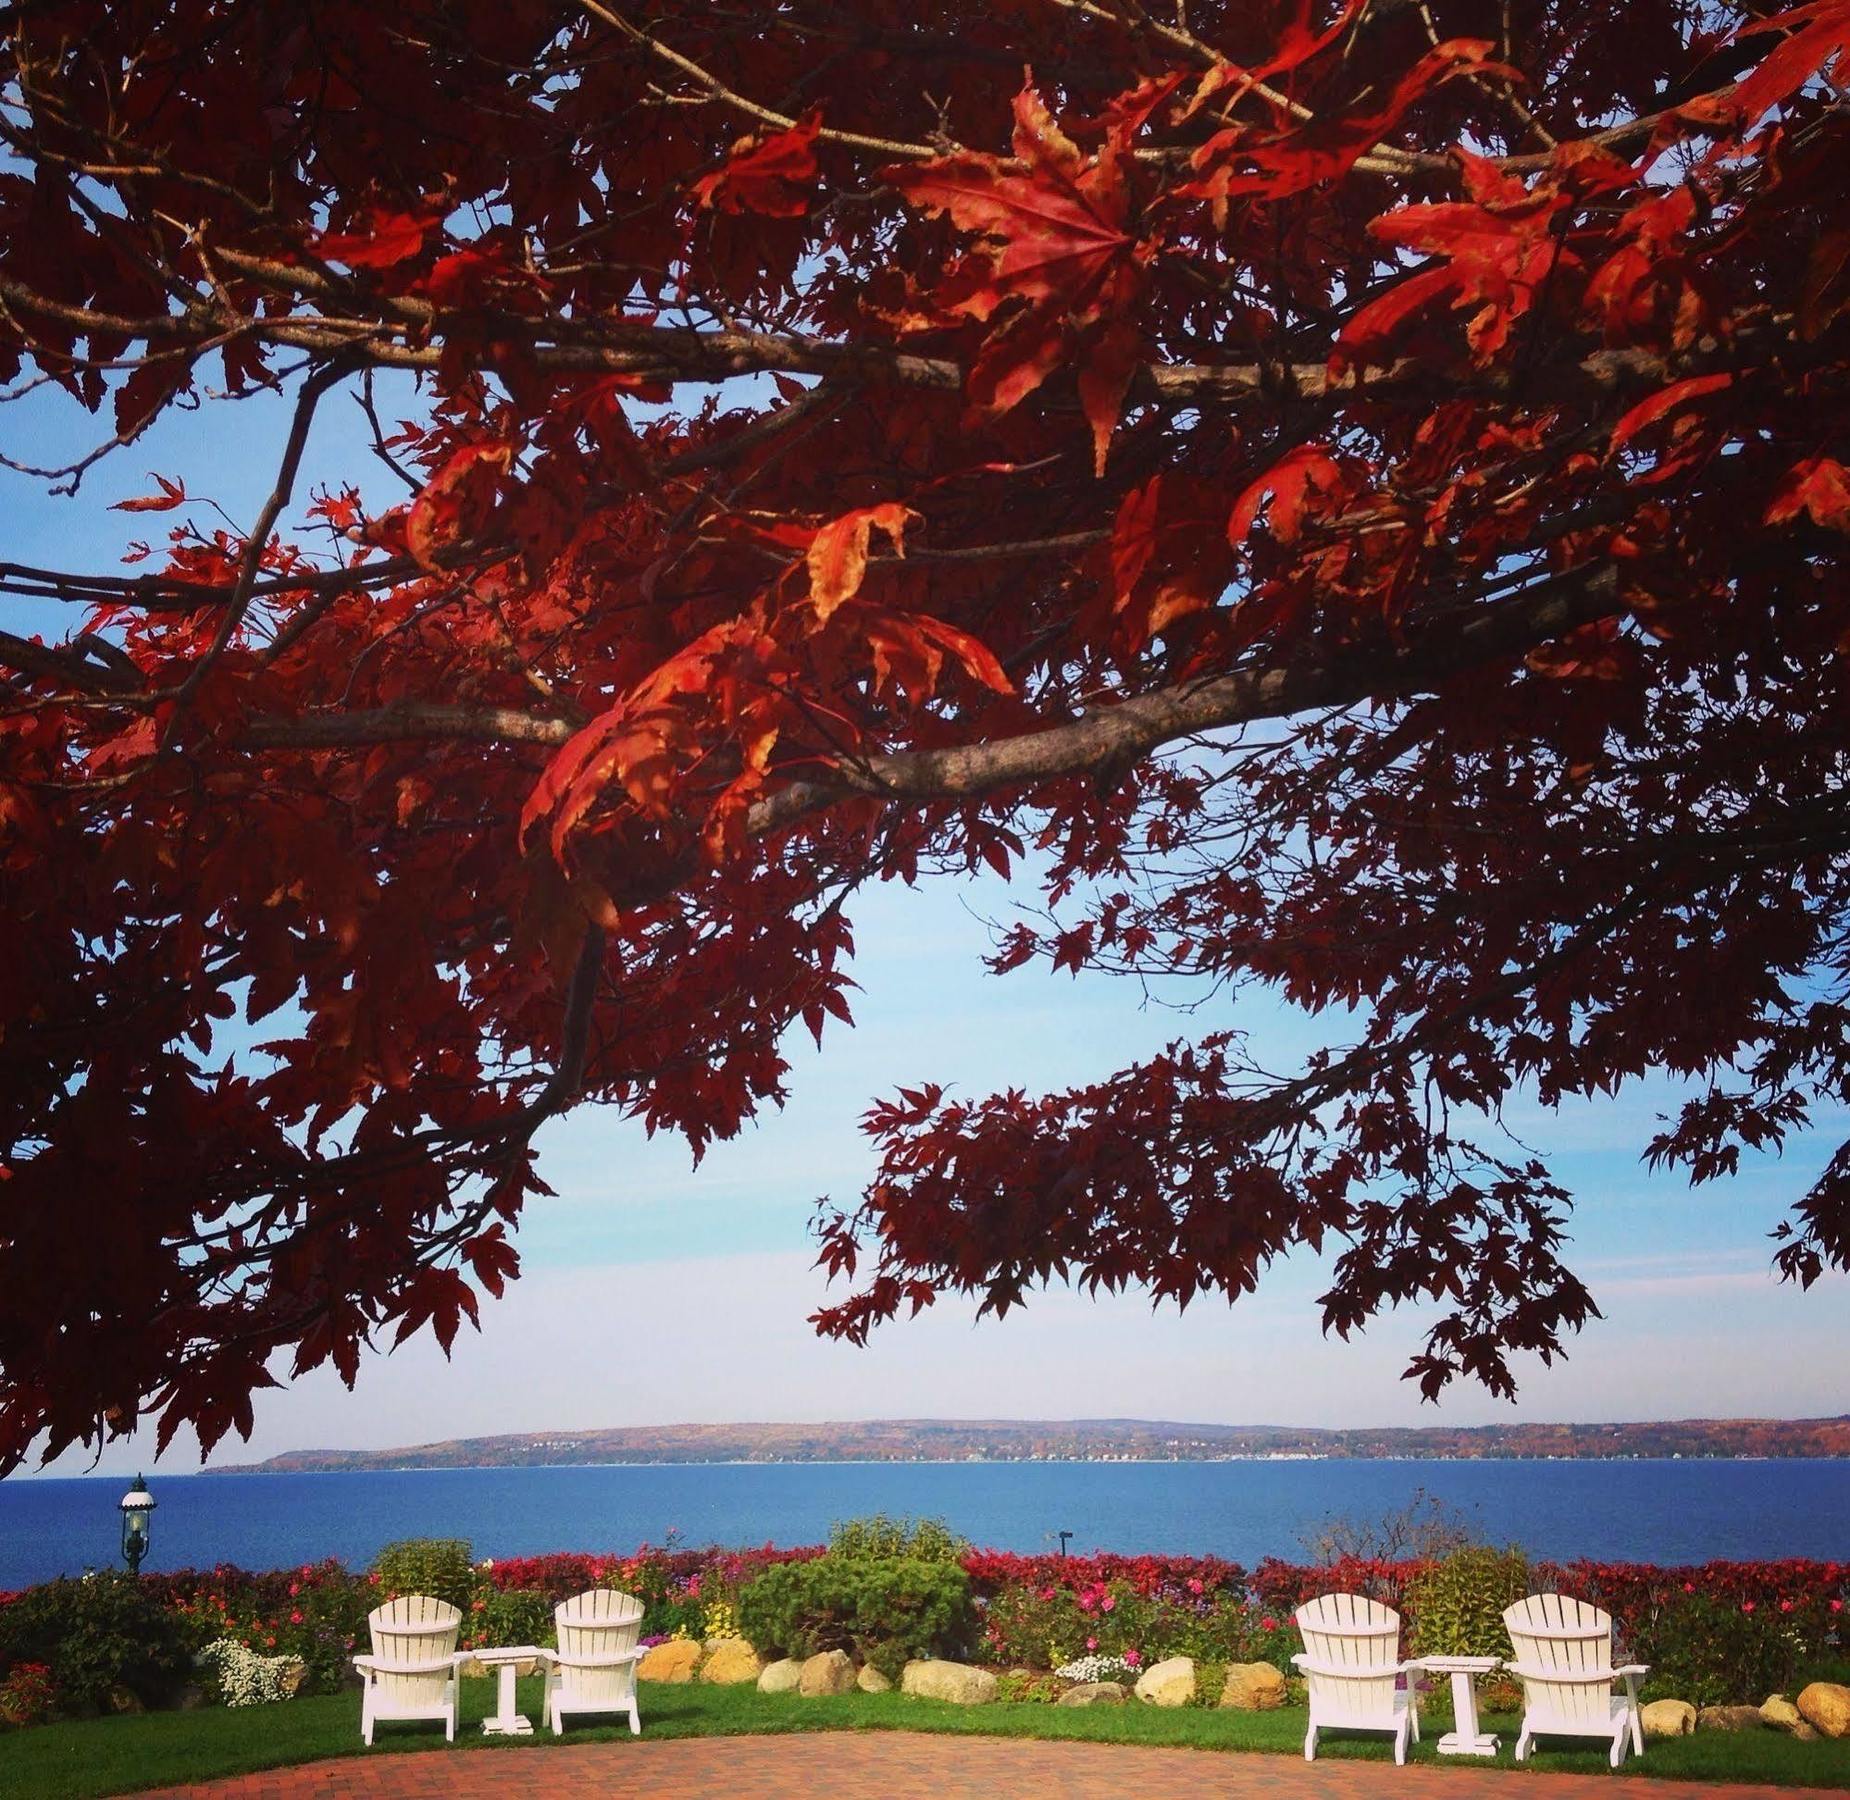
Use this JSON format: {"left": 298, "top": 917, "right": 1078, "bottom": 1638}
{"left": 240, "top": 561, "right": 1620, "bottom": 822}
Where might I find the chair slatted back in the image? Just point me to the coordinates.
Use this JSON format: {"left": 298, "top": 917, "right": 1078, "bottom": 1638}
{"left": 1295, "top": 1592, "right": 1403, "bottom": 1722}
{"left": 1504, "top": 1593, "right": 1613, "bottom": 1728}
{"left": 367, "top": 1594, "right": 460, "bottom": 1706}
{"left": 555, "top": 1589, "right": 645, "bottom": 1706}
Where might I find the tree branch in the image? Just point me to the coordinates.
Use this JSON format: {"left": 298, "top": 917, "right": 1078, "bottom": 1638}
{"left": 240, "top": 560, "right": 1620, "bottom": 823}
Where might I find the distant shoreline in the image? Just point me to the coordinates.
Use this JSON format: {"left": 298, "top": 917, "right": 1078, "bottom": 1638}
{"left": 208, "top": 1413, "right": 1850, "bottom": 1476}
{"left": 191, "top": 1452, "right": 1850, "bottom": 1478}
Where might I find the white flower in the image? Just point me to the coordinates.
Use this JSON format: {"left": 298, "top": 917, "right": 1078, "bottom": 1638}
{"left": 1054, "top": 1653, "right": 1136, "bottom": 1684}
{"left": 198, "top": 1637, "right": 295, "bottom": 1707}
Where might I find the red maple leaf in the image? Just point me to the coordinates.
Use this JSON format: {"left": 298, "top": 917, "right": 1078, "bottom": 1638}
{"left": 691, "top": 111, "right": 823, "bottom": 216}
{"left": 885, "top": 80, "right": 1147, "bottom": 470}
{"left": 312, "top": 204, "right": 441, "bottom": 270}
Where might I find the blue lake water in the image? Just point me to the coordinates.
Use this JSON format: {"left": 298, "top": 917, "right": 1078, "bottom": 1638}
{"left": 2, "top": 1459, "right": 1845, "bottom": 1589}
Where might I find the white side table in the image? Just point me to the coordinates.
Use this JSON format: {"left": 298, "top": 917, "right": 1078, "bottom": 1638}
{"left": 468, "top": 1645, "right": 541, "bottom": 1736}
{"left": 1418, "top": 1654, "right": 1501, "bottom": 1756}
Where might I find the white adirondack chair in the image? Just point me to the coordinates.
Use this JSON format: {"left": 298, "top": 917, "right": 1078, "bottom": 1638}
{"left": 540, "top": 1588, "right": 646, "bottom": 1735}
{"left": 1502, "top": 1593, "right": 1648, "bottom": 1768}
{"left": 1292, "top": 1592, "right": 1422, "bottom": 1764}
{"left": 353, "top": 1594, "right": 463, "bottom": 1745}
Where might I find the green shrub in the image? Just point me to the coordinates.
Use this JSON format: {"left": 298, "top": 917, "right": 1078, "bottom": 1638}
{"left": 1192, "top": 1658, "right": 1228, "bottom": 1707}
{"left": 470, "top": 1585, "right": 554, "bottom": 1651}
{"left": 0, "top": 1575, "right": 193, "bottom": 1715}
{"left": 1408, "top": 1546, "right": 1530, "bottom": 1661}
{"left": 829, "top": 1514, "right": 968, "bottom": 1564}
{"left": 461, "top": 1586, "right": 555, "bottom": 1653}
{"left": 996, "top": 1668, "right": 1067, "bottom": 1703}
{"left": 739, "top": 1555, "right": 973, "bottom": 1681}
{"left": 370, "top": 1539, "right": 474, "bottom": 1611}
{"left": 1634, "top": 1594, "right": 1832, "bottom": 1707}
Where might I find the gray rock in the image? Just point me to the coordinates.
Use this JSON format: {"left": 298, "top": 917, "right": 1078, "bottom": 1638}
{"left": 1058, "top": 1681, "right": 1129, "bottom": 1706}
{"left": 1697, "top": 1704, "right": 1762, "bottom": 1732}
{"left": 757, "top": 1656, "right": 804, "bottom": 1695}
{"left": 797, "top": 1648, "right": 856, "bottom": 1697}
{"left": 1133, "top": 1655, "right": 1196, "bottom": 1707}
{"left": 901, "top": 1659, "right": 999, "bottom": 1705}
{"left": 1220, "top": 1661, "right": 1288, "bottom": 1711}
{"left": 1641, "top": 1698, "right": 1696, "bottom": 1739}
{"left": 856, "top": 1663, "right": 892, "bottom": 1694}
{"left": 1798, "top": 1681, "right": 1850, "bottom": 1739}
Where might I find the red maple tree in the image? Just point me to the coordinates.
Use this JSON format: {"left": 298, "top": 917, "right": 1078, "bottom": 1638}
{"left": 1, "top": 0, "right": 1847, "bottom": 1471}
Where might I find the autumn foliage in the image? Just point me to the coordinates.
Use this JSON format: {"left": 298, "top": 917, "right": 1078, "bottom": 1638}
{"left": 1, "top": 1, "right": 1848, "bottom": 1469}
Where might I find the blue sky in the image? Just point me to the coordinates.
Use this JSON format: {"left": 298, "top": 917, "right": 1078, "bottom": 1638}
{"left": 7, "top": 376, "right": 1845, "bottom": 1478}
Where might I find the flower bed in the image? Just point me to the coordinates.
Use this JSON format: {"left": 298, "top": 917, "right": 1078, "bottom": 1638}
{"left": 0, "top": 1544, "right": 1842, "bottom": 1727}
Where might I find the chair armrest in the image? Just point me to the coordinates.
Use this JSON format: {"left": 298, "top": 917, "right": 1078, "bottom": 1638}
{"left": 1505, "top": 1662, "right": 1630, "bottom": 1685}
{"left": 1616, "top": 1664, "right": 1649, "bottom": 1679}
{"left": 1292, "top": 1653, "right": 1419, "bottom": 1679}
{"left": 352, "top": 1653, "right": 459, "bottom": 1677}
{"left": 547, "top": 1648, "right": 645, "bottom": 1670}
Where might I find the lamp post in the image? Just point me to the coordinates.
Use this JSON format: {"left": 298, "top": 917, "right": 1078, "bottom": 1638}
{"left": 119, "top": 1475, "right": 155, "bottom": 1576}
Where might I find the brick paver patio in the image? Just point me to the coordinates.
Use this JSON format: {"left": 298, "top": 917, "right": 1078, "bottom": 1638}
{"left": 136, "top": 1735, "right": 1808, "bottom": 1800}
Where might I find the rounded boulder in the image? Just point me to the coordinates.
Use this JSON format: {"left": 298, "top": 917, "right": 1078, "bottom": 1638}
{"left": 700, "top": 1639, "right": 764, "bottom": 1685}
{"left": 1797, "top": 1682, "right": 1850, "bottom": 1739}
{"left": 1220, "top": 1662, "right": 1288, "bottom": 1710}
{"left": 1058, "top": 1681, "right": 1128, "bottom": 1706}
{"left": 1641, "top": 1699, "right": 1696, "bottom": 1739}
{"left": 901, "top": 1659, "right": 999, "bottom": 1705}
{"left": 1697, "top": 1704, "right": 1762, "bottom": 1732}
{"left": 756, "top": 1657, "right": 804, "bottom": 1695}
{"left": 798, "top": 1649, "right": 857, "bottom": 1697}
{"left": 1134, "top": 1656, "right": 1196, "bottom": 1707}
{"left": 637, "top": 1639, "right": 702, "bottom": 1684}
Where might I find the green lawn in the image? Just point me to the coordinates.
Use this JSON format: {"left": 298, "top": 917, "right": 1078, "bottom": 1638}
{"left": 4, "top": 1680, "right": 1847, "bottom": 1800}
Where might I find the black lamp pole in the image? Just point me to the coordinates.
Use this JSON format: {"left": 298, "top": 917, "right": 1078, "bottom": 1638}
{"left": 119, "top": 1475, "right": 156, "bottom": 1576}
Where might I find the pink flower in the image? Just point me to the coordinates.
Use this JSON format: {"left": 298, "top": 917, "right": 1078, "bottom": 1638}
{"left": 1124, "top": 1649, "right": 1142, "bottom": 1669}
{"left": 1832, "top": 1600, "right": 1844, "bottom": 1614}
{"left": 1086, "top": 1637, "right": 1098, "bottom": 1651}
{"left": 1261, "top": 1616, "right": 1277, "bottom": 1632}
{"left": 1682, "top": 1582, "right": 1695, "bottom": 1594}
{"left": 288, "top": 1583, "right": 300, "bottom": 1598}
{"left": 1187, "top": 1578, "right": 1204, "bottom": 1596}
{"left": 1741, "top": 1601, "right": 1756, "bottom": 1614}
{"left": 1100, "top": 1595, "right": 1115, "bottom": 1613}
{"left": 289, "top": 1610, "right": 303, "bottom": 1624}
{"left": 1779, "top": 1599, "right": 1794, "bottom": 1613}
